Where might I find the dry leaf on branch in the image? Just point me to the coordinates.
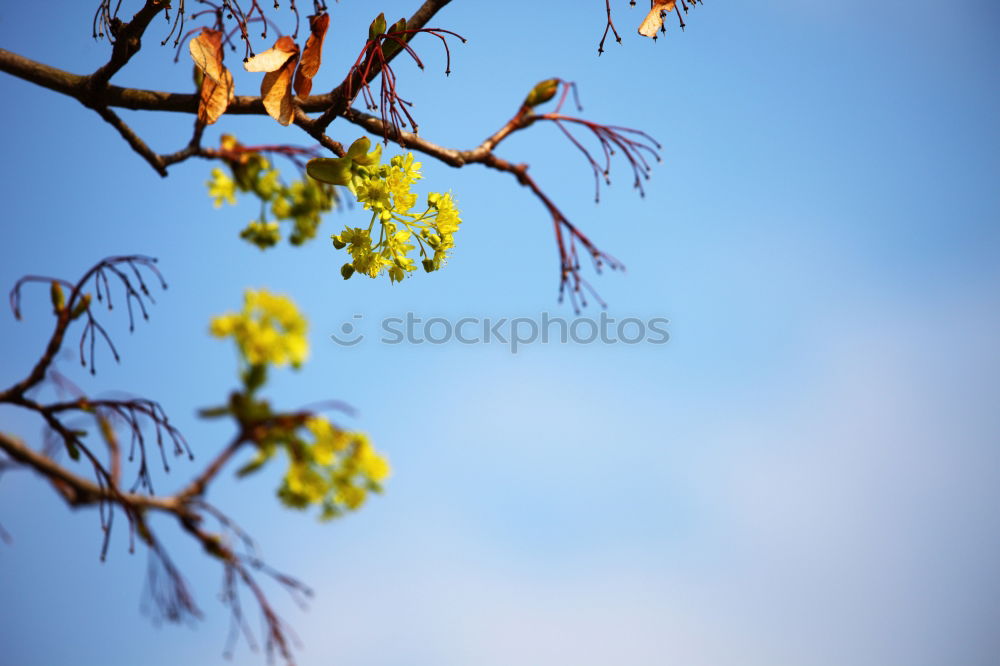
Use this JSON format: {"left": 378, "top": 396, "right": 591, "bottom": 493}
{"left": 244, "top": 36, "right": 300, "bottom": 73}
{"left": 244, "top": 36, "right": 300, "bottom": 126}
{"left": 199, "top": 68, "right": 235, "bottom": 125}
{"left": 294, "top": 13, "right": 330, "bottom": 98}
{"left": 189, "top": 29, "right": 234, "bottom": 125}
{"left": 638, "top": 0, "right": 677, "bottom": 38}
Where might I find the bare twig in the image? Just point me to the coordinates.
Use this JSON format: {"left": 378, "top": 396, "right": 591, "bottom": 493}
{"left": 313, "top": 0, "right": 456, "bottom": 131}
{"left": 0, "top": 256, "right": 320, "bottom": 665}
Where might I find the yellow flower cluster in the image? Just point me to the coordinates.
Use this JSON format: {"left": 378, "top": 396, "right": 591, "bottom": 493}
{"left": 207, "top": 291, "right": 388, "bottom": 520}
{"left": 205, "top": 135, "right": 337, "bottom": 249}
{"left": 278, "top": 416, "right": 391, "bottom": 519}
{"left": 307, "top": 137, "right": 463, "bottom": 283}
{"left": 208, "top": 167, "right": 237, "bottom": 207}
{"left": 210, "top": 289, "right": 308, "bottom": 368}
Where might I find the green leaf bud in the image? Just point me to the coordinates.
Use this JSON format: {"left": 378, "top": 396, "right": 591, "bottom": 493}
{"left": 524, "top": 78, "right": 560, "bottom": 108}
{"left": 198, "top": 405, "right": 231, "bottom": 419}
{"left": 243, "top": 364, "right": 268, "bottom": 393}
{"left": 235, "top": 452, "right": 271, "bottom": 477}
{"left": 347, "top": 136, "right": 372, "bottom": 160}
{"left": 50, "top": 281, "right": 65, "bottom": 313}
{"left": 382, "top": 18, "right": 409, "bottom": 58}
{"left": 307, "top": 157, "right": 353, "bottom": 186}
{"left": 369, "top": 13, "right": 387, "bottom": 40}
{"left": 70, "top": 293, "right": 92, "bottom": 320}
{"left": 353, "top": 142, "right": 383, "bottom": 166}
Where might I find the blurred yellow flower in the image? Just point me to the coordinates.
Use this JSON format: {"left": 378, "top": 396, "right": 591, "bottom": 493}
{"left": 210, "top": 288, "right": 308, "bottom": 368}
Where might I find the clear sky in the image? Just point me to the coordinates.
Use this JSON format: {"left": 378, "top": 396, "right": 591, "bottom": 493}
{"left": 1, "top": 1, "right": 999, "bottom": 665}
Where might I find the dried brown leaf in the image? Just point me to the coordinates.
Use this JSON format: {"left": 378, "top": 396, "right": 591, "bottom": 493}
{"left": 264, "top": 59, "right": 299, "bottom": 124}
{"left": 638, "top": 0, "right": 677, "bottom": 38}
{"left": 199, "top": 68, "right": 234, "bottom": 125}
{"left": 243, "top": 36, "right": 300, "bottom": 126}
{"left": 294, "top": 13, "right": 330, "bottom": 98}
{"left": 262, "top": 62, "right": 298, "bottom": 125}
{"left": 244, "top": 36, "right": 299, "bottom": 73}
{"left": 190, "top": 29, "right": 232, "bottom": 125}
{"left": 189, "top": 29, "right": 226, "bottom": 82}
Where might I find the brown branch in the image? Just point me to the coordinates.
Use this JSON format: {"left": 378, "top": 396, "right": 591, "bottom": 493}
{"left": 340, "top": 107, "right": 466, "bottom": 165}
{"left": 161, "top": 118, "right": 206, "bottom": 167}
{"left": 0, "top": 430, "right": 179, "bottom": 511}
{"left": 0, "top": 307, "right": 72, "bottom": 401}
{"left": 178, "top": 434, "right": 247, "bottom": 499}
{"left": 88, "top": 0, "right": 170, "bottom": 91}
{"left": 0, "top": 396, "right": 314, "bottom": 664}
{"left": 599, "top": 0, "right": 623, "bottom": 54}
{"left": 1, "top": 425, "right": 301, "bottom": 662}
{"left": 0, "top": 247, "right": 344, "bottom": 662}
{"left": 175, "top": 510, "right": 307, "bottom": 664}
{"left": 313, "top": 0, "right": 455, "bottom": 131}
{"left": 0, "top": 4, "right": 443, "bottom": 131}
{"left": 293, "top": 109, "right": 346, "bottom": 157}
{"left": 93, "top": 105, "right": 168, "bottom": 176}
{"left": 1, "top": 41, "right": 636, "bottom": 300}
{"left": 0, "top": 49, "right": 331, "bottom": 114}
{"left": 0, "top": 251, "right": 306, "bottom": 662}
{"left": 338, "top": 107, "right": 626, "bottom": 308}
{"left": 78, "top": 2, "right": 172, "bottom": 170}
{"left": 0, "top": 49, "right": 342, "bottom": 115}
{"left": 339, "top": 105, "right": 535, "bottom": 167}
{"left": 1, "top": 22, "right": 642, "bottom": 304}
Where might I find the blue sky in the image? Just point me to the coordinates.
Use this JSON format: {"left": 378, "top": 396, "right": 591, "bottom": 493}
{"left": 1, "top": 1, "right": 999, "bottom": 664}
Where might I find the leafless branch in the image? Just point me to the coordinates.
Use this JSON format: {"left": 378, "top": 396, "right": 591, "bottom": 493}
{"left": 0, "top": 257, "right": 326, "bottom": 664}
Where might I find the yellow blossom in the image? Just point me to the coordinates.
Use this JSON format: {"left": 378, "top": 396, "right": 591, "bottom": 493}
{"left": 210, "top": 289, "right": 308, "bottom": 368}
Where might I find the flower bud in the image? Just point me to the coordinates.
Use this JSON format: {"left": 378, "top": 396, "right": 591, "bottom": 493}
{"left": 50, "top": 281, "right": 65, "bottom": 313}
{"left": 354, "top": 142, "right": 383, "bottom": 166}
{"left": 422, "top": 258, "right": 435, "bottom": 273}
{"left": 306, "top": 157, "right": 352, "bottom": 186}
{"left": 332, "top": 235, "right": 347, "bottom": 249}
{"left": 341, "top": 263, "right": 356, "bottom": 280}
{"left": 70, "top": 293, "right": 92, "bottom": 320}
{"left": 369, "top": 13, "right": 387, "bottom": 40}
{"left": 347, "top": 136, "right": 372, "bottom": 160}
{"left": 524, "top": 78, "right": 560, "bottom": 108}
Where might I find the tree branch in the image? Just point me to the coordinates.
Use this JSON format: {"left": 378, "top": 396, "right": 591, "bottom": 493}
{"left": 1, "top": 4, "right": 644, "bottom": 305}
{"left": 313, "top": 0, "right": 455, "bottom": 131}
{"left": 0, "top": 254, "right": 311, "bottom": 663}
{"left": 0, "top": 430, "right": 178, "bottom": 511}
{"left": 93, "top": 105, "right": 168, "bottom": 176}
{"left": 88, "top": 0, "right": 170, "bottom": 91}
{"left": 0, "top": 49, "right": 350, "bottom": 115}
